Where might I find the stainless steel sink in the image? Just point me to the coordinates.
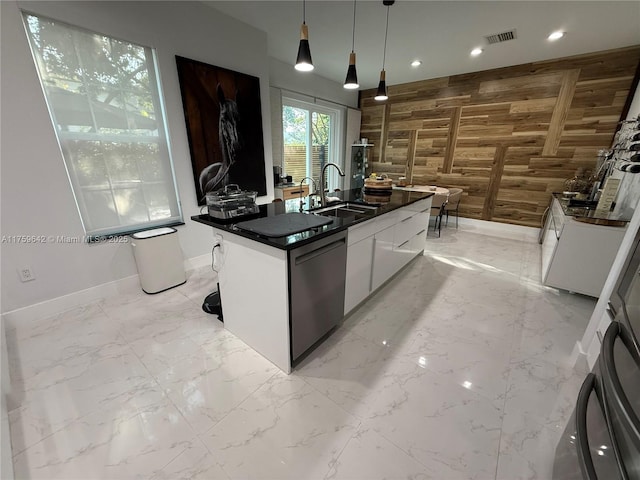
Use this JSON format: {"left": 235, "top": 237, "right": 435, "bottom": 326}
{"left": 308, "top": 202, "right": 378, "bottom": 219}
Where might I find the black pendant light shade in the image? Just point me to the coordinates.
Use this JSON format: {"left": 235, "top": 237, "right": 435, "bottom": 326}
{"left": 344, "top": 52, "right": 359, "bottom": 89}
{"left": 375, "top": 0, "right": 394, "bottom": 101}
{"left": 295, "top": 23, "right": 314, "bottom": 71}
{"left": 295, "top": 1, "right": 313, "bottom": 72}
{"left": 374, "top": 70, "right": 388, "bottom": 101}
{"left": 343, "top": 0, "right": 359, "bottom": 89}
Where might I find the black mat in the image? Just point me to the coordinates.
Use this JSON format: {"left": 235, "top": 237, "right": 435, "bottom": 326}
{"left": 235, "top": 213, "right": 333, "bottom": 237}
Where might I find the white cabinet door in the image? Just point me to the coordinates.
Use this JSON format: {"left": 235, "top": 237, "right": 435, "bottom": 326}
{"left": 541, "top": 209, "right": 559, "bottom": 282}
{"left": 372, "top": 224, "right": 398, "bottom": 291}
{"left": 344, "top": 236, "right": 375, "bottom": 315}
{"left": 545, "top": 218, "right": 626, "bottom": 297}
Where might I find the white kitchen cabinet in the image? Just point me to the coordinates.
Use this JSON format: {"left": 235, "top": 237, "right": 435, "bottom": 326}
{"left": 409, "top": 227, "right": 428, "bottom": 255}
{"left": 392, "top": 198, "right": 431, "bottom": 271}
{"left": 210, "top": 228, "right": 292, "bottom": 373}
{"left": 344, "top": 235, "right": 375, "bottom": 314}
{"left": 371, "top": 200, "right": 430, "bottom": 290}
{"left": 344, "top": 209, "right": 399, "bottom": 315}
{"left": 542, "top": 196, "right": 627, "bottom": 298}
{"left": 372, "top": 224, "right": 397, "bottom": 291}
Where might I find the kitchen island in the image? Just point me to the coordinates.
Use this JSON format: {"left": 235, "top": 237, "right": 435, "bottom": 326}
{"left": 192, "top": 188, "right": 433, "bottom": 373}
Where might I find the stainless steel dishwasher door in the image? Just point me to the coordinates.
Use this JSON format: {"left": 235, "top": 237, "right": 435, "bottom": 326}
{"left": 289, "top": 231, "right": 347, "bottom": 362}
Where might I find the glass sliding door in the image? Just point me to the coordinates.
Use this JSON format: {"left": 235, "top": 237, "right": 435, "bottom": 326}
{"left": 282, "top": 98, "right": 340, "bottom": 191}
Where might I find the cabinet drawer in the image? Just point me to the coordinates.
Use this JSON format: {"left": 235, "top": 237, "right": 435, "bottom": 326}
{"left": 275, "top": 185, "right": 309, "bottom": 200}
{"left": 394, "top": 209, "right": 428, "bottom": 248}
{"left": 348, "top": 209, "right": 398, "bottom": 246}
{"left": 405, "top": 198, "right": 432, "bottom": 213}
{"left": 394, "top": 213, "right": 419, "bottom": 247}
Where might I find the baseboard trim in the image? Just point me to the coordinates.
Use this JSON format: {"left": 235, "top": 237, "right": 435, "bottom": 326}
{"left": 2, "top": 254, "right": 212, "bottom": 327}
{"left": 455, "top": 217, "right": 539, "bottom": 242}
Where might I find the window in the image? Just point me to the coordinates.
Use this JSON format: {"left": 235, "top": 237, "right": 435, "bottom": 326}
{"left": 282, "top": 98, "right": 342, "bottom": 190}
{"left": 23, "top": 13, "right": 182, "bottom": 239}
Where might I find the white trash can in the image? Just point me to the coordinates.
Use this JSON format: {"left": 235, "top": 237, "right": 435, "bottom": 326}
{"left": 131, "top": 227, "right": 186, "bottom": 294}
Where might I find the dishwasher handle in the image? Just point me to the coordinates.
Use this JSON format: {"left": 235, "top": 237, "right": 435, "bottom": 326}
{"left": 294, "top": 238, "right": 346, "bottom": 265}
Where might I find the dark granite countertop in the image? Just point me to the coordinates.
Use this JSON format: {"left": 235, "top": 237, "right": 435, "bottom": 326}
{"left": 552, "top": 193, "right": 630, "bottom": 226}
{"left": 192, "top": 188, "right": 434, "bottom": 250}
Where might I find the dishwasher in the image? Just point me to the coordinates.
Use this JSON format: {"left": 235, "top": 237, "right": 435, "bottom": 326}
{"left": 289, "top": 230, "right": 347, "bottom": 362}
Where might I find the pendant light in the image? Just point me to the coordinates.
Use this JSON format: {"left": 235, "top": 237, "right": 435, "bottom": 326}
{"left": 375, "top": 0, "right": 394, "bottom": 101}
{"left": 343, "top": 0, "right": 359, "bottom": 89}
{"left": 295, "top": 0, "right": 314, "bottom": 72}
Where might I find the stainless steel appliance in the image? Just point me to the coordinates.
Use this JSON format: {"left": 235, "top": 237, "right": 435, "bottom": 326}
{"left": 288, "top": 230, "right": 347, "bottom": 362}
{"left": 206, "top": 184, "right": 259, "bottom": 220}
{"left": 554, "top": 229, "right": 640, "bottom": 479}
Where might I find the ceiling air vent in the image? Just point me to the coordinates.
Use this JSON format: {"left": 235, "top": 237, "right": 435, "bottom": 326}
{"left": 485, "top": 29, "right": 517, "bottom": 45}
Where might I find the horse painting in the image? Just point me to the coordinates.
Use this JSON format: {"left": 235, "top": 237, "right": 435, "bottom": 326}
{"left": 198, "top": 84, "right": 241, "bottom": 197}
{"left": 175, "top": 56, "right": 267, "bottom": 205}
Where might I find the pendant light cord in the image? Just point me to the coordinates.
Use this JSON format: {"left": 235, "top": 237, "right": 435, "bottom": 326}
{"left": 303, "top": 0, "right": 306, "bottom": 24}
{"left": 351, "top": 0, "right": 357, "bottom": 52}
{"left": 382, "top": 4, "right": 390, "bottom": 69}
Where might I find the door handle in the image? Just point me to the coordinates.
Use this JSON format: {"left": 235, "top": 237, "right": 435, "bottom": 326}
{"left": 576, "top": 373, "right": 598, "bottom": 480}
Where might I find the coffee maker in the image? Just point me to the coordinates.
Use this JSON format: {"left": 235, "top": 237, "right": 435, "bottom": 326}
{"left": 273, "top": 165, "right": 282, "bottom": 186}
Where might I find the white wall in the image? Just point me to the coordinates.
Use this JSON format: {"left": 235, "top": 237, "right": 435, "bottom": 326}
{"left": 610, "top": 82, "right": 640, "bottom": 219}
{"left": 269, "top": 58, "right": 358, "bottom": 109}
{"left": 0, "top": 1, "right": 273, "bottom": 313}
{"left": 579, "top": 80, "right": 640, "bottom": 359}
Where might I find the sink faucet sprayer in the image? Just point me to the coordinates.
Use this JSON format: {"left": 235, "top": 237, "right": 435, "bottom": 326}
{"left": 320, "top": 163, "right": 345, "bottom": 207}
{"left": 299, "top": 176, "right": 318, "bottom": 212}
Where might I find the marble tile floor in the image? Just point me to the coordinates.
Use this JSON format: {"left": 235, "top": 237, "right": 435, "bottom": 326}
{"left": 6, "top": 226, "right": 596, "bottom": 479}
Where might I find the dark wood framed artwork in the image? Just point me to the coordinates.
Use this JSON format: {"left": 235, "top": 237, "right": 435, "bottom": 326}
{"left": 175, "top": 55, "right": 266, "bottom": 205}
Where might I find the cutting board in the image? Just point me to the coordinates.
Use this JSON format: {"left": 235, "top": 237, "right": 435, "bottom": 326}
{"left": 235, "top": 213, "right": 333, "bottom": 237}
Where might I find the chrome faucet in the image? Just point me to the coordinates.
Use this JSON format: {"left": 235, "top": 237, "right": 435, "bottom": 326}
{"left": 299, "top": 176, "right": 318, "bottom": 212}
{"left": 320, "top": 163, "right": 345, "bottom": 207}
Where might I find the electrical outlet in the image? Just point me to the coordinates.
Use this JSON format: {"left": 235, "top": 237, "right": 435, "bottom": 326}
{"left": 18, "top": 266, "right": 35, "bottom": 282}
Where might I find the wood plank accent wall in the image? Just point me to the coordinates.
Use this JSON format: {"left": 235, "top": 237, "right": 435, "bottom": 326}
{"left": 359, "top": 46, "right": 640, "bottom": 227}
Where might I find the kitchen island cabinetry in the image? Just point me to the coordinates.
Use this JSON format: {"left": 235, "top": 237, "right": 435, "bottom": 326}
{"left": 345, "top": 197, "right": 431, "bottom": 314}
{"left": 542, "top": 196, "right": 627, "bottom": 297}
{"left": 193, "top": 188, "right": 433, "bottom": 374}
{"left": 344, "top": 235, "right": 375, "bottom": 315}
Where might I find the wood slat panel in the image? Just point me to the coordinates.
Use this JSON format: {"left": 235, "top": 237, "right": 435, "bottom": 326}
{"left": 406, "top": 130, "right": 418, "bottom": 183}
{"left": 482, "top": 146, "right": 508, "bottom": 219}
{"left": 542, "top": 69, "right": 581, "bottom": 156}
{"left": 360, "top": 46, "right": 640, "bottom": 227}
{"left": 443, "top": 107, "right": 461, "bottom": 174}
{"left": 478, "top": 72, "right": 564, "bottom": 93}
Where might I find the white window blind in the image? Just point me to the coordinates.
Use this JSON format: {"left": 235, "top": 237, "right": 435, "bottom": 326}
{"left": 22, "top": 13, "right": 182, "bottom": 239}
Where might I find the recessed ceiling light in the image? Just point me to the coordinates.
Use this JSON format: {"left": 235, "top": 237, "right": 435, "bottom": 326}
{"left": 548, "top": 31, "right": 565, "bottom": 41}
{"left": 411, "top": 60, "right": 422, "bottom": 67}
{"left": 470, "top": 48, "right": 483, "bottom": 56}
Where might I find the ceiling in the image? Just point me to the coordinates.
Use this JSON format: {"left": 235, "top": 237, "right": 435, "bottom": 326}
{"left": 205, "top": 1, "right": 640, "bottom": 90}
